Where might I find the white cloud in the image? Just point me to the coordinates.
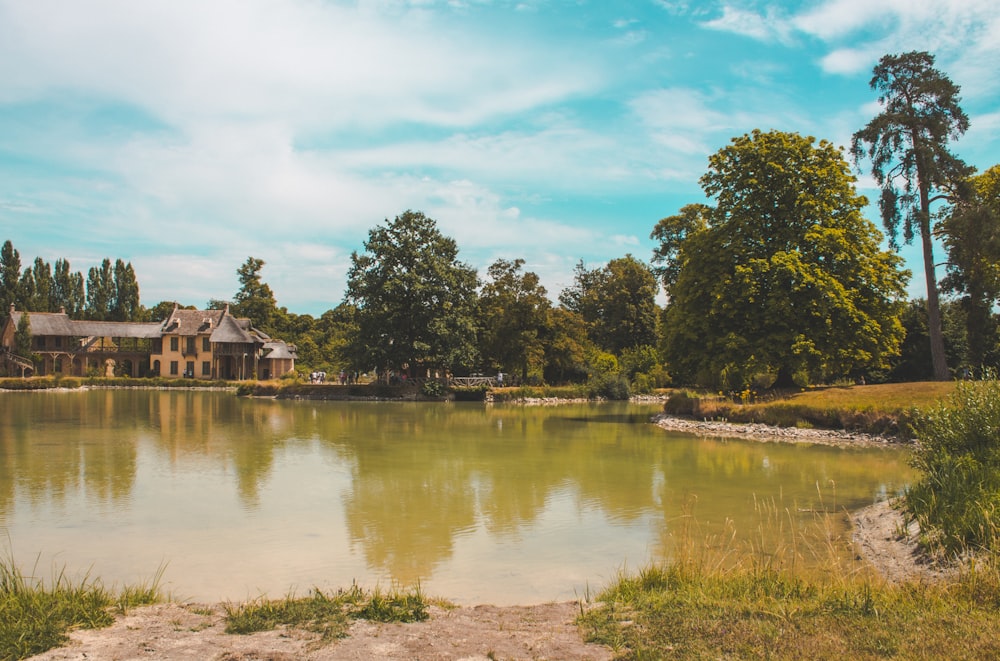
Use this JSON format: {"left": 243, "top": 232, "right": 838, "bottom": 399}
{"left": 700, "top": 4, "right": 795, "bottom": 45}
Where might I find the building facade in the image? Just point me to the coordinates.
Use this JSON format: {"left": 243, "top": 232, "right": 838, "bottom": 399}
{"left": 0, "top": 304, "right": 296, "bottom": 380}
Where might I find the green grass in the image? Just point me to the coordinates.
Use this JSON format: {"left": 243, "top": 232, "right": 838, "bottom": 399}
{"left": 579, "top": 561, "right": 1000, "bottom": 660}
{"left": 0, "top": 557, "right": 162, "bottom": 660}
{"left": 669, "top": 381, "right": 958, "bottom": 437}
{"left": 224, "top": 583, "right": 429, "bottom": 644}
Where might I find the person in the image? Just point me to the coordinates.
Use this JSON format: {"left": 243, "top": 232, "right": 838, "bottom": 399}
{"left": 496, "top": 371, "right": 503, "bottom": 386}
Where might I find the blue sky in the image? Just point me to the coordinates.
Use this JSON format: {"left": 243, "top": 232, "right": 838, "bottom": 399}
{"left": 1, "top": 0, "right": 998, "bottom": 316}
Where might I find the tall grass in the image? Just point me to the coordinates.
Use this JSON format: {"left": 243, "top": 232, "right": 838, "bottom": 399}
{"left": 905, "top": 379, "right": 1000, "bottom": 557}
{"left": 578, "top": 491, "right": 1000, "bottom": 660}
{"left": 0, "top": 555, "right": 162, "bottom": 660}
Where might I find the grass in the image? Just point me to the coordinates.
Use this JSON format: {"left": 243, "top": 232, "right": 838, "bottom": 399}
{"left": 224, "top": 583, "right": 429, "bottom": 645}
{"left": 669, "top": 381, "right": 958, "bottom": 437}
{"left": 579, "top": 561, "right": 1000, "bottom": 660}
{"left": 0, "top": 556, "right": 163, "bottom": 660}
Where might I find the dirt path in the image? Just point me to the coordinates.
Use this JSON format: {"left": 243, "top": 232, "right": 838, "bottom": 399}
{"left": 28, "top": 601, "right": 613, "bottom": 661}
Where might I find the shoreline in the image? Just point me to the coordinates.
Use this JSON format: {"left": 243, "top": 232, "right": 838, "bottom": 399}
{"left": 652, "top": 412, "right": 908, "bottom": 448}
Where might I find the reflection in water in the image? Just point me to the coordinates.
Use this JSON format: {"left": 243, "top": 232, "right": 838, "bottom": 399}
{"left": 0, "top": 392, "right": 916, "bottom": 604}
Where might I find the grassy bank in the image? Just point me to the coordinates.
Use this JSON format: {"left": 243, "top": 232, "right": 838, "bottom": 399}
{"left": 580, "top": 561, "right": 1000, "bottom": 660}
{"left": 665, "top": 381, "right": 958, "bottom": 437}
{"left": 0, "top": 558, "right": 162, "bottom": 660}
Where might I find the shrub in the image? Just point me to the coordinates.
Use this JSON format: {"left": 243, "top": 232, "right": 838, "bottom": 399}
{"left": 420, "top": 380, "right": 447, "bottom": 399}
{"left": 905, "top": 379, "right": 1000, "bottom": 556}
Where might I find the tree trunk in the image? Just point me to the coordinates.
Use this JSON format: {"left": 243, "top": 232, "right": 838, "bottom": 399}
{"left": 919, "top": 193, "right": 950, "bottom": 381}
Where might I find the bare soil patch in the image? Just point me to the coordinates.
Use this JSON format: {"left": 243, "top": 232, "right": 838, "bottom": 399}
{"left": 28, "top": 601, "right": 612, "bottom": 661}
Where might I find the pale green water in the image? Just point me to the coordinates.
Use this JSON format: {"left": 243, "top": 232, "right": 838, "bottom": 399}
{"left": 0, "top": 390, "right": 914, "bottom": 604}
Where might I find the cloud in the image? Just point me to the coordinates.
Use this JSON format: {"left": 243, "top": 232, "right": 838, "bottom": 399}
{"left": 0, "top": 0, "right": 599, "bottom": 132}
{"left": 700, "top": 4, "right": 795, "bottom": 45}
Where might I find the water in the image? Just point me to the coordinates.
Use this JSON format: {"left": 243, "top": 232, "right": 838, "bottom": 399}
{"left": 0, "top": 390, "right": 914, "bottom": 604}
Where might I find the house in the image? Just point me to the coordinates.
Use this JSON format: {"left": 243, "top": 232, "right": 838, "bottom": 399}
{"left": 0, "top": 304, "right": 297, "bottom": 380}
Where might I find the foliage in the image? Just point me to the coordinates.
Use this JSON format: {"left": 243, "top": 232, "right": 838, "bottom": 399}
{"left": 345, "top": 210, "right": 480, "bottom": 375}
{"left": 940, "top": 165, "right": 1000, "bottom": 370}
{"left": 230, "top": 256, "right": 278, "bottom": 333}
{"left": 0, "top": 240, "right": 21, "bottom": 313}
{"left": 540, "top": 307, "right": 592, "bottom": 385}
{"left": 852, "top": 51, "right": 973, "bottom": 381}
{"left": 559, "top": 255, "right": 658, "bottom": 355}
{"left": 0, "top": 555, "right": 161, "bottom": 660}
{"left": 906, "top": 379, "right": 1000, "bottom": 555}
{"left": 659, "top": 129, "right": 908, "bottom": 388}
{"left": 888, "top": 298, "right": 969, "bottom": 381}
{"left": 14, "top": 312, "right": 32, "bottom": 361}
{"left": 478, "top": 258, "right": 551, "bottom": 381}
{"left": 224, "top": 584, "right": 428, "bottom": 643}
{"left": 420, "top": 379, "right": 447, "bottom": 399}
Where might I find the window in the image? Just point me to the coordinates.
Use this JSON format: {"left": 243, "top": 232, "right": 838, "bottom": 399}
{"left": 186, "top": 361, "right": 194, "bottom": 377}
{"left": 170, "top": 337, "right": 179, "bottom": 351}
{"left": 54, "top": 336, "right": 62, "bottom": 348}
{"left": 54, "top": 359, "right": 62, "bottom": 373}
{"left": 170, "top": 361, "right": 178, "bottom": 375}
{"left": 35, "top": 336, "right": 45, "bottom": 349}
{"left": 202, "top": 361, "right": 211, "bottom": 376}
{"left": 203, "top": 337, "right": 211, "bottom": 352}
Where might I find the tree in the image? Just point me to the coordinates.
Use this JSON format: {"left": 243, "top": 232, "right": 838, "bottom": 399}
{"left": 345, "top": 210, "right": 479, "bottom": 376}
{"left": 479, "top": 258, "right": 551, "bottom": 381}
{"left": 232, "top": 257, "right": 277, "bottom": 332}
{"left": 86, "top": 258, "right": 115, "bottom": 320}
{"left": 852, "top": 51, "right": 973, "bottom": 380}
{"left": 53, "top": 258, "right": 85, "bottom": 317}
{"left": 559, "top": 255, "right": 659, "bottom": 355}
{"left": 1, "top": 240, "right": 22, "bottom": 313}
{"left": 21, "top": 257, "right": 54, "bottom": 312}
{"left": 660, "top": 129, "right": 909, "bottom": 388}
{"left": 14, "top": 311, "right": 32, "bottom": 359}
{"left": 940, "top": 165, "right": 1000, "bottom": 371}
{"left": 111, "top": 259, "right": 141, "bottom": 321}
{"left": 541, "top": 307, "right": 591, "bottom": 384}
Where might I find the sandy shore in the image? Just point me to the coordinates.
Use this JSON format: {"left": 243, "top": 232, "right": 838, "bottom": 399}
{"left": 28, "top": 415, "right": 940, "bottom": 661}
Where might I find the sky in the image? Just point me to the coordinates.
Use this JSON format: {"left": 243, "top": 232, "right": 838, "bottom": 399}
{"left": 1, "top": 0, "right": 998, "bottom": 317}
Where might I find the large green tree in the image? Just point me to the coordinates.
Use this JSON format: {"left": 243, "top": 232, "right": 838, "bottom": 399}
{"left": 53, "top": 258, "right": 85, "bottom": 317}
{"left": 111, "top": 259, "right": 141, "bottom": 321}
{"left": 851, "top": 51, "right": 973, "bottom": 380}
{"left": 85, "top": 258, "right": 115, "bottom": 320}
{"left": 345, "top": 210, "right": 479, "bottom": 376}
{"left": 558, "top": 255, "right": 658, "bottom": 355}
{"left": 940, "top": 165, "right": 1000, "bottom": 371}
{"left": 232, "top": 256, "right": 278, "bottom": 332}
{"left": 1, "top": 240, "right": 22, "bottom": 313}
{"left": 658, "top": 129, "right": 909, "bottom": 388}
{"left": 479, "top": 258, "right": 551, "bottom": 381}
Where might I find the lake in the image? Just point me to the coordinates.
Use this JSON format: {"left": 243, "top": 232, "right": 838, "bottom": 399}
{"left": 0, "top": 390, "right": 914, "bottom": 604}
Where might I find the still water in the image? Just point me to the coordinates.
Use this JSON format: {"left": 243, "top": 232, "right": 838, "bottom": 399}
{"left": 0, "top": 390, "right": 914, "bottom": 604}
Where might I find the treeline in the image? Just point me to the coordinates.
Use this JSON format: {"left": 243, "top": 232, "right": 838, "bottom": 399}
{"left": 0, "top": 241, "right": 142, "bottom": 322}
{"left": 5, "top": 51, "right": 998, "bottom": 393}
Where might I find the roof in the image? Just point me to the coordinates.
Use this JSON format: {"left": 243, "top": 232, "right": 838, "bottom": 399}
{"left": 263, "top": 340, "right": 297, "bottom": 360}
{"left": 159, "top": 307, "right": 227, "bottom": 336}
{"left": 10, "top": 311, "right": 161, "bottom": 339}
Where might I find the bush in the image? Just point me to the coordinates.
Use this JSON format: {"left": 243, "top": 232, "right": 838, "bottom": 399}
{"left": 664, "top": 390, "right": 698, "bottom": 415}
{"left": 905, "top": 380, "right": 1000, "bottom": 556}
{"left": 420, "top": 380, "right": 447, "bottom": 399}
